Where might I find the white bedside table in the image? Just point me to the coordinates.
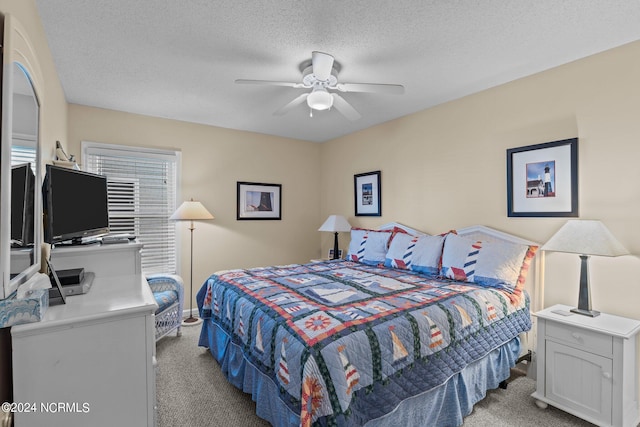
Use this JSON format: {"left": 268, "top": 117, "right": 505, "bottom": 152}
{"left": 532, "top": 304, "right": 640, "bottom": 427}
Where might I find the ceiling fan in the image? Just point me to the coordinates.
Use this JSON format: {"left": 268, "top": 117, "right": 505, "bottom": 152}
{"left": 235, "top": 51, "right": 404, "bottom": 121}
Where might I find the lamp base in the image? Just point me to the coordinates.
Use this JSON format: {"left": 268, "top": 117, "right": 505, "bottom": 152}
{"left": 182, "top": 316, "right": 203, "bottom": 326}
{"left": 570, "top": 307, "right": 600, "bottom": 317}
{"left": 332, "top": 232, "right": 340, "bottom": 260}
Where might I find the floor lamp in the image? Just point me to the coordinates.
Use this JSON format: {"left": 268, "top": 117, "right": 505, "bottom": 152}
{"left": 170, "top": 199, "right": 214, "bottom": 326}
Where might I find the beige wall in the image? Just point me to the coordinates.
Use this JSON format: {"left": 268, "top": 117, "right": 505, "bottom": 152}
{"left": 321, "top": 40, "right": 640, "bottom": 320}
{"left": 0, "top": 0, "right": 68, "bottom": 167}
{"left": 5, "top": 0, "right": 640, "bottom": 322}
{"left": 67, "top": 105, "right": 322, "bottom": 306}
{"left": 0, "top": 0, "right": 68, "bottom": 281}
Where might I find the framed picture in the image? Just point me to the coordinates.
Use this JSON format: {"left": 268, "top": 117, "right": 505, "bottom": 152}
{"left": 506, "top": 138, "right": 578, "bottom": 217}
{"left": 328, "top": 249, "right": 343, "bottom": 260}
{"left": 354, "top": 170, "right": 381, "bottom": 216}
{"left": 237, "top": 182, "right": 282, "bottom": 220}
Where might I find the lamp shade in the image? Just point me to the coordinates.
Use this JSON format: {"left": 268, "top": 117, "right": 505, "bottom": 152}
{"left": 169, "top": 200, "right": 214, "bottom": 221}
{"left": 318, "top": 215, "right": 351, "bottom": 232}
{"left": 541, "top": 220, "right": 628, "bottom": 257}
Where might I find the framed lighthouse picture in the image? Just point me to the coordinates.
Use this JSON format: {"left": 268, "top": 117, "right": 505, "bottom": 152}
{"left": 354, "top": 170, "right": 382, "bottom": 216}
{"left": 506, "top": 138, "right": 578, "bottom": 217}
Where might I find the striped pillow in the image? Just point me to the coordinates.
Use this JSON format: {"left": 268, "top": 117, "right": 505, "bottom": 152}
{"left": 384, "top": 233, "right": 446, "bottom": 275}
{"left": 346, "top": 229, "right": 393, "bottom": 265}
{"left": 440, "top": 233, "right": 538, "bottom": 293}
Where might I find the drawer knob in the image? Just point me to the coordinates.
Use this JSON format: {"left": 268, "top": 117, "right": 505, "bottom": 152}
{"left": 602, "top": 371, "right": 612, "bottom": 380}
{"left": 570, "top": 332, "right": 583, "bottom": 341}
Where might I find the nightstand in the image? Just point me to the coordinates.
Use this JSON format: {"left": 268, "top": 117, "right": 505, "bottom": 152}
{"left": 532, "top": 304, "right": 640, "bottom": 427}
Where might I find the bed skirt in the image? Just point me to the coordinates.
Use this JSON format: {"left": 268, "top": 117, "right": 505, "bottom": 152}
{"left": 199, "top": 317, "right": 520, "bottom": 427}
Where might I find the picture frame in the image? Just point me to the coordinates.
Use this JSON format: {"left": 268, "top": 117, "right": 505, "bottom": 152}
{"left": 237, "top": 182, "right": 282, "bottom": 220}
{"left": 354, "top": 170, "right": 381, "bottom": 216}
{"left": 46, "top": 258, "right": 66, "bottom": 305}
{"left": 506, "top": 138, "right": 578, "bottom": 217}
{"left": 328, "top": 249, "right": 343, "bottom": 260}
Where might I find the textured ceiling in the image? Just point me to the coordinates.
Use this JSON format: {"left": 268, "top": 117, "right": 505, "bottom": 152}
{"left": 35, "top": 1, "right": 640, "bottom": 143}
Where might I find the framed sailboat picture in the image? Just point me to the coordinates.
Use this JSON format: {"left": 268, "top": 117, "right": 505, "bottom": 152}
{"left": 237, "top": 182, "right": 282, "bottom": 220}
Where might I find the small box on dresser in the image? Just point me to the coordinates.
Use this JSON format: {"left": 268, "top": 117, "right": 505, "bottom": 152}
{"left": 532, "top": 304, "right": 640, "bottom": 427}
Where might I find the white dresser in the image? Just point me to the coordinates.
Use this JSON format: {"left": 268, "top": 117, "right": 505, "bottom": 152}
{"left": 532, "top": 304, "right": 640, "bottom": 427}
{"left": 11, "top": 242, "right": 157, "bottom": 427}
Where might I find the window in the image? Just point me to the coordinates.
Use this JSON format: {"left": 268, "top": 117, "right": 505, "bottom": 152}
{"left": 82, "top": 141, "right": 181, "bottom": 275}
{"left": 11, "top": 135, "right": 37, "bottom": 168}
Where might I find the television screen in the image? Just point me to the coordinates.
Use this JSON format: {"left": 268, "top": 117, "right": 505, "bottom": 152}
{"left": 11, "top": 163, "right": 35, "bottom": 246}
{"left": 43, "top": 165, "right": 109, "bottom": 244}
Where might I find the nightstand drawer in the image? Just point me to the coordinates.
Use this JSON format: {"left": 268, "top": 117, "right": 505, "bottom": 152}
{"left": 546, "top": 322, "right": 612, "bottom": 355}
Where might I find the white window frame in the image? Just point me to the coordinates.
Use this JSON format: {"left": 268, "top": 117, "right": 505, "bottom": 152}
{"left": 81, "top": 141, "right": 182, "bottom": 275}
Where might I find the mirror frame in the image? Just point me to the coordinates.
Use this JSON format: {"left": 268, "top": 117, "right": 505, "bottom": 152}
{"left": 0, "top": 14, "right": 44, "bottom": 299}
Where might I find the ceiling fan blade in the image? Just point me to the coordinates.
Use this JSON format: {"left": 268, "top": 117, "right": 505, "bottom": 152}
{"left": 331, "top": 93, "right": 361, "bottom": 121}
{"left": 311, "top": 51, "right": 334, "bottom": 81}
{"left": 235, "top": 79, "right": 305, "bottom": 88}
{"left": 274, "top": 93, "right": 309, "bottom": 116}
{"left": 335, "top": 83, "right": 404, "bottom": 95}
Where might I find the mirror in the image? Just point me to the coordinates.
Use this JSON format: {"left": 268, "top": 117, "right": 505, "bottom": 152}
{"left": 0, "top": 14, "right": 44, "bottom": 299}
{"left": 9, "top": 63, "right": 40, "bottom": 279}
{"left": 1, "top": 62, "right": 41, "bottom": 298}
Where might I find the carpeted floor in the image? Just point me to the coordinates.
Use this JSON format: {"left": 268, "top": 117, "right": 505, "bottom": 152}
{"left": 156, "top": 324, "right": 595, "bottom": 427}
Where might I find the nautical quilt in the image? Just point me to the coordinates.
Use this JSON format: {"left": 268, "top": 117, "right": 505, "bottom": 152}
{"left": 198, "top": 260, "right": 531, "bottom": 426}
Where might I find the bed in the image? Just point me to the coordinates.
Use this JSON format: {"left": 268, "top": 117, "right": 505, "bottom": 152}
{"left": 197, "top": 223, "right": 540, "bottom": 426}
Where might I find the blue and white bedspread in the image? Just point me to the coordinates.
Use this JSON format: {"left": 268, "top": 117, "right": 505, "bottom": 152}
{"left": 197, "top": 260, "right": 531, "bottom": 426}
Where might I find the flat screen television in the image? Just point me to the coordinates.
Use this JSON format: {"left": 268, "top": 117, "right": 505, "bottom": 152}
{"left": 43, "top": 165, "right": 109, "bottom": 244}
{"left": 11, "top": 163, "right": 35, "bottom": 246}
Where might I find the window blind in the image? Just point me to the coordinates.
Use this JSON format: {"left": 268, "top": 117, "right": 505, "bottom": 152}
{"left": 82, "top": 142, "right": 180, "bottom": 275}
{"left": 11, "top": 136, "right": 37, "bottom": 168}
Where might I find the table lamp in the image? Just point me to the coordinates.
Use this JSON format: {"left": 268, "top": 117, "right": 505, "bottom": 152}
{"left": 170, "top": 199, "right": 214, "bottom": 325}
{"left": 541, "top": 220, "right": 628, "bottom": 317}
{"left": 318, "top": 215, "right": 351, "bottom": 260}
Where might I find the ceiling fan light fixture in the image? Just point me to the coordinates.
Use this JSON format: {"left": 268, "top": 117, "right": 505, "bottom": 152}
{"left": 307, "top": 89, "right": 333, "bottom": 111}
{"left": 236, "top": 51, "right": 402, "bottom": 121}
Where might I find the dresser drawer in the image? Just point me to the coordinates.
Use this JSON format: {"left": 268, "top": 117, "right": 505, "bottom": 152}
{"left": 546, "top": 321, "right": 613, "bottom": 355}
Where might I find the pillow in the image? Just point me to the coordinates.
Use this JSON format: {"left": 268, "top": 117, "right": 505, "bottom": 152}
{"left": 384, "top": 233, "right": 446, "bottom": 275}
{"left": 381, "top": 225, "right": 410, "bottom": 242}
{"left": 346, "top": 228, "right": 393, "bottom": 265}
{"left": 440, "top": 233, "right": 538, "bottom": 293}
